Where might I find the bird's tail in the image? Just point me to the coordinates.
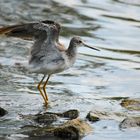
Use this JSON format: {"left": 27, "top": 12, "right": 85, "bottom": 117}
{"left": 0, "top": 25, "right": 16, "bottom": 35}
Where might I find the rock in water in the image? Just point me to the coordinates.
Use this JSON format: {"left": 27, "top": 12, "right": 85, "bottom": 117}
{"left": 120, "top": 99, "right": 140, "bottom": 111}
{"left": 54, "top": 118, "right": 92, "bottom": 139}
{"left": 86, "top": 111, "right": 100, "bottom": 122}
{"left": 34, "top": 109, "right": 79, "bottom": 124}
{"left": 24, "top": 118, "right": 92, "bottom": 139}
{"left": 34, "top": 113, "right": 58, "bottom": 125}
{"left": 20, "top": 109, "right": 92, "bottom": 139}
{"left": 0, "top": 107, "right": 7, "bottom": 117}
{"left": 120, "top": 117, "right": 140, "bottom": 129}
{"left": 61, "top": 109, "right": 79, "bottom": 119}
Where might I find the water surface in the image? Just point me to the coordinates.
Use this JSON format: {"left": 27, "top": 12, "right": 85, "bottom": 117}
{"left": 0, "top": 0, "right": 140, "bottom": 140}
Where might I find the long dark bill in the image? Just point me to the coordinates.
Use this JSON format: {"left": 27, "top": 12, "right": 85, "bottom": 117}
{"left": 83, "top": 43, "right": 100, "bottom": 51}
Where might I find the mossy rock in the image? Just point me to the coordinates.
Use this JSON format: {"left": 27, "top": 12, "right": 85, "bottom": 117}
{"left": 23, "top": 118, "right": 92, "bottom": 139}
{"left": 120, "top": 99, "right": 140, "bottom": 111}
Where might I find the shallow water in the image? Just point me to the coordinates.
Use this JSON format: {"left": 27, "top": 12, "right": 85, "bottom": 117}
{"left": 0, "top": 0, "right": 140, "bottom": 140}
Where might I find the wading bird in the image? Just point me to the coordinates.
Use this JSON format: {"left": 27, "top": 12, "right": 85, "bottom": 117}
{"left": 0, "top": 20, "right": 99, "bottom": 106}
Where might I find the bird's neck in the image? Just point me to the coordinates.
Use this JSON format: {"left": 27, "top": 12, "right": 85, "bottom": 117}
{"left": 66, "top": 42, "right": 77, "bottom": 58}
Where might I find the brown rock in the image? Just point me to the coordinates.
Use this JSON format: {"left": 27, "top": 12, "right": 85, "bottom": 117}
{"left": 120, "top": 99, "right": 140, "bottom": 111}
{"left": 54, "top": 118, "right": 92, "bottom": 139}
{"left": 24, "top": 118, "right": 92, "bottom": 139}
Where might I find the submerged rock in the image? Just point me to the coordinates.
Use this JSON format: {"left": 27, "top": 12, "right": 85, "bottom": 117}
{"left": 20, "top": 112, "right": 58, "bottom": 125}
{"left": 34, "top": 113, "right": 58, "bottom": 125}
{"left": 41, "top": 109, "right": 79, "bottom": 119}
{"left": 21, "top": 109, "right": 92, "bottom": 139}
{"left": 86, "top": 112, "right": 100, "bottom": 122}
{"left": 105, "top": 97, "right": 128, "bottom": 101}
{"left": 0, "top": 107, "right": 7, "bottom": 117}
{"left": 120, "top": 117, "right": 140, "bottom": 129}
{"left": 23, "top": 126, "right": 55, "bottom": 137}
{"left": 21, "top": 109, "right": 79, "bottom": 125}
{"left": 86, "top": 109, "right": 126, "bottom": 121}
{"left": 120, "top": 98, "right": 140, "bottom": 111}
{"left": 24, "top": 118, "right": 92, "bottom": 139}
{"left": 34, "top": 109, "right": 79, "bottom": 124}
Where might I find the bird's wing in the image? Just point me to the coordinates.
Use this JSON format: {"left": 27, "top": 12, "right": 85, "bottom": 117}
{"left": 0, "top": 20, "right": 60, "bottom": 40}
{"left": 0, "top": 20, "right": 64, "bottom": 66}
{"left": 29, "top": 23, "right": 64, "bottom": 66}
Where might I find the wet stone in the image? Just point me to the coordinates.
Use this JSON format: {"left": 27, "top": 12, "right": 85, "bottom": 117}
{"left": 0, "top": 107, "right": 8, "bottom": 117}
{"left": 21, "top": 110, "right": 92, "bottom": 139}
{"left": 106, "top": 97, "right": 128, "bottom": 101}
{"left": 34, "top": 113, "right": 58, "bottom": 125}
{"left": 24, "top": 126, "right": 55, "bottom": 137}
{"left": 34, "top": 109, "right": 79, "bottom": 124}
{"left": 86, "top": 108, "right": 126, "bottom": 121}
{"left": 20, "top": 109, "right": 79, "bottom": 126}
{"left": 20, "top": 125, "right": 40, "bottom": 134}
{"left": 54, "top": 118, "right": 92, "bottom": 139}
{"left": 120, "top": 117, "right": 140, "bottom": 129}
{"left": 54, "top": 126, "right": 79, "bottom": 139}
{"left": 20, "top": 113, "right": 58, "bottom": 126}
{"left": 24, "top": 118, "right": 92, "bottom": 139}
{"left": 61, "top": 109, "right": 79, "bottom": 119}
{"left": 86, "top": 112, "right": 100, "bottom": 122}
{"left": 120, "top": 98, "right": 140, "bottom": 111}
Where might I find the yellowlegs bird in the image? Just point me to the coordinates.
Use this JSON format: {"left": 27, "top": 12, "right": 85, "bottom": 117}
{"left": 0, "top": 20, "right": 99, "bottom": 106}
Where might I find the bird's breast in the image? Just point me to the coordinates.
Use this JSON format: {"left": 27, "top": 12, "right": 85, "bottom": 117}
{"left": 62, "top": 52, "right": 77, "bottom": 70}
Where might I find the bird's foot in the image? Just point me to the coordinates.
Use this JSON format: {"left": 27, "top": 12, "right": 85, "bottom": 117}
{"left": 43, "top": 101, "right": 50, "bottom": 109}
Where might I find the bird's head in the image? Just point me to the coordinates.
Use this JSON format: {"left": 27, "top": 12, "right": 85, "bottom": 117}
{"left": 71, "top": 36, "right": 100, "bottom": 51}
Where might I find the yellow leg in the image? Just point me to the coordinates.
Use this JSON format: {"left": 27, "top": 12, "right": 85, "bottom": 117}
{"left": 43, "top": 75, "right": 51, "bottom": 102}
{"left": 37, "top": 75, "right": 48, "bottom": 105}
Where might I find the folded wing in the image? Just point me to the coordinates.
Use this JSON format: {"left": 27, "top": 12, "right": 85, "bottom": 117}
{"left": 28, "top": 22, "right": 65, "bottom": 72}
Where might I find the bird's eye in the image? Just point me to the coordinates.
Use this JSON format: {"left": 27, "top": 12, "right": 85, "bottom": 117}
{"left": 78, "top": 40, "right": 82, "bottom": 43}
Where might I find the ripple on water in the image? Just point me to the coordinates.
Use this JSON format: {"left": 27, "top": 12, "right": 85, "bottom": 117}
{"left": 0, "top": 0, "right": 140, "bottom": 140}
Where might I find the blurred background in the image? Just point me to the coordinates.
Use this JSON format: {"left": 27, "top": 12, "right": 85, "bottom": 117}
{"left": 0, "top": 0, "right": 140, "bottom": 140}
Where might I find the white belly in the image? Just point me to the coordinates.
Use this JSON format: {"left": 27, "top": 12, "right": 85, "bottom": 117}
{"left": 28, "top": 53, "right": 76, "bottom": 75}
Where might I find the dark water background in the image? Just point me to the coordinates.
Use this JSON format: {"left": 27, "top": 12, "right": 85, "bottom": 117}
{"left": 0, "top": 0, "right": 140, "bottom": 140}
